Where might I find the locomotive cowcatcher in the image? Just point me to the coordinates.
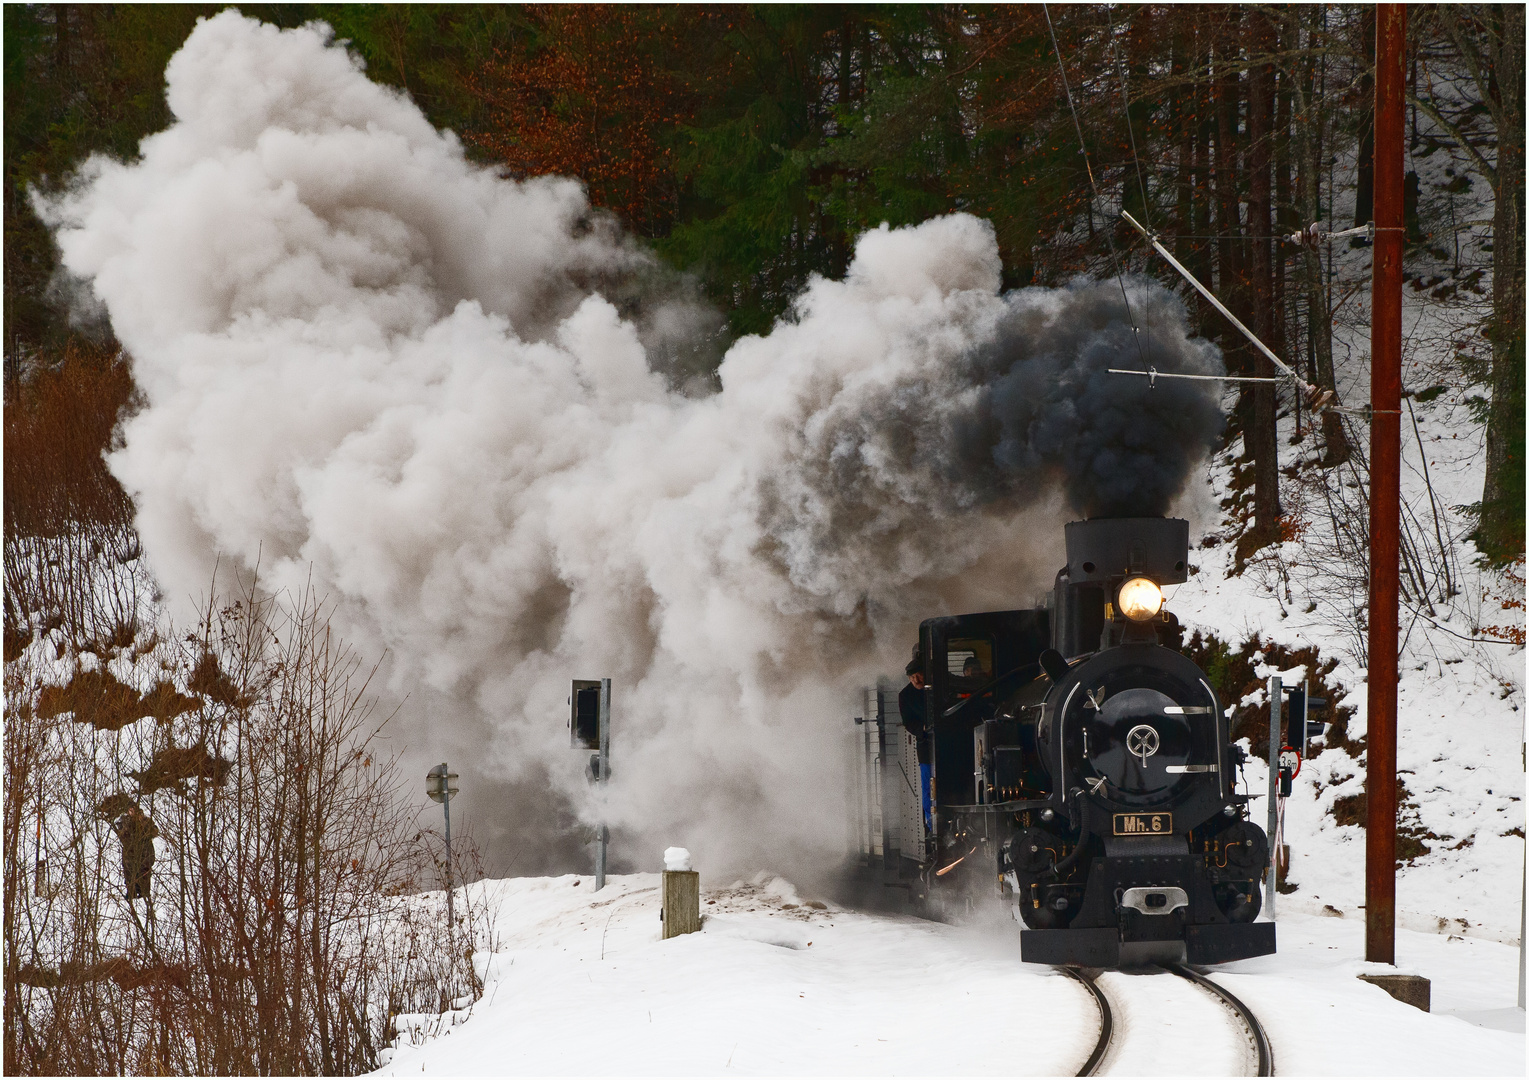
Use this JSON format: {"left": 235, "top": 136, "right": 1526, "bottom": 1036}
{"left": 899, "top": 516, "right": 1274, "bottom": 967}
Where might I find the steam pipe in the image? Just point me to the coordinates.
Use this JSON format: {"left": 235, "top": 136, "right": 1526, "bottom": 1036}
{"left": 1046, "top": 809, "right": 1092, "bottom": 880}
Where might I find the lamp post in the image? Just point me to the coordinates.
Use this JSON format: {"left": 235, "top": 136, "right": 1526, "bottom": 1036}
{"left": 427, "top": 763, "right": 459, "bottom": 927}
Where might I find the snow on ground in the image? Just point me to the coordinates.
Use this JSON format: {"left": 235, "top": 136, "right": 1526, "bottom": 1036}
{"left": 377, "top": 873, "right": 1098, "bottom": 1076}
{"left": 377, "top": 873, "right": 1523, "bottom": 1076}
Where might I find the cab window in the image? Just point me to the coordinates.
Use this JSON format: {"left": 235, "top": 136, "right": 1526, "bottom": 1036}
{"left": 947, "top": 637, "right": 993, "bottom": 692}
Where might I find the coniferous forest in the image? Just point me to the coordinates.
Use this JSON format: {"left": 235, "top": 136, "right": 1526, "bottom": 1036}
{"left": 7, "top": 5, "right": 1523, "bottom": 563}
{"left": 3, "top": 5, "right": 1524, "bottom": 1075}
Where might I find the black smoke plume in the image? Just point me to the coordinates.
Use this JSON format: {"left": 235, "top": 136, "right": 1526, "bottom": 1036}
{"left": 760, "top": 276, "right": 1224, "bottom": 611}
{"left": 977, "top": 277, "right": 1226, "bottom": 517}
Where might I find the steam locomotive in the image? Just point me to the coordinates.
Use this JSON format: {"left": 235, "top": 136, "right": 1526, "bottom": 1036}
{"left": 854, "top": 516, "right": 1274, "bottom": 967}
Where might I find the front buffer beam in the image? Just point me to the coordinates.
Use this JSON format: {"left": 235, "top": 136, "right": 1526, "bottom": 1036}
{"left": 1020, "top": 920, "right": 1275, "bottom": 966}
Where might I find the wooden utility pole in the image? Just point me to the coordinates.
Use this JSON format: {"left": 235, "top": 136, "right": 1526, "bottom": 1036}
{"left": 1365, "top": 2, "right": 1405, "bottom": 966}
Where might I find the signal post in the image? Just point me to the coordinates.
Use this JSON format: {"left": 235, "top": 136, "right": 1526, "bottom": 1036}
{"left": 570, "top": 678, "right": 612, "bottom": 890}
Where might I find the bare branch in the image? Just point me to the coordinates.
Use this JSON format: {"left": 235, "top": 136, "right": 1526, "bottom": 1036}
{"left": 1407, "top": 90, "right": 1498, "bottom": 189}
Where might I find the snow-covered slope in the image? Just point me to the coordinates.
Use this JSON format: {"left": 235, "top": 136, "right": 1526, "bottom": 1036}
{"left": 1158, "top": 88, "right": 1526, "bottom": 948}
{"left": 1171, "top": 411, "right": 1525, "bottom": 942}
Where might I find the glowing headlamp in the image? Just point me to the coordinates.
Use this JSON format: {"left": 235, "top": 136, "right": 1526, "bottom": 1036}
{"left": 1117, "top": 577, "right": 1165, "bottom": 622}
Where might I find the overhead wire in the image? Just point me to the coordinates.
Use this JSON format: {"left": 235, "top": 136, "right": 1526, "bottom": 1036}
{"left": 1041, "top": 3, "right": 1151, "bottom": 373}
{"left": 1046, "top": 4, "right": 1341, "bottom": 414}
{"left": 1105, "top": 4, "right": 1153, "bottom": 236}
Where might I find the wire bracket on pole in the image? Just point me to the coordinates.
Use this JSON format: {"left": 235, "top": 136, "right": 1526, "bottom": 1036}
{"left": 1287, "top": 220, "right": 1375, "bottom": 247}
{"left": 1118, "top": 210, "right": 1336, "bottom": 413}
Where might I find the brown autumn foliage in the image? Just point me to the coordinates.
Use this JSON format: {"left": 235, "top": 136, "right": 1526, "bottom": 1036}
{"left": 3, "top": 338, "right": 135, "bottom": 541}
{"left": 468, "top": 5, "right": 726, "bottom": 237}
{"left": 3, "top": 339, "right": 146, "bottom": 663}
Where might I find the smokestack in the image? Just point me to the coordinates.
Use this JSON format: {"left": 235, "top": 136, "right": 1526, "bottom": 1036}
{"left": 1063, "top": 518, "right": 1190, "bottom": 585}
{"left": 1051, "top": 518, "right": 1189, "bottom": 658}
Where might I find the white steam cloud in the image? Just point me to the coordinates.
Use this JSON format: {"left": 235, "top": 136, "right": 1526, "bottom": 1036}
{"left": 40, "top": 13, "right": 1221, "bottom": 878}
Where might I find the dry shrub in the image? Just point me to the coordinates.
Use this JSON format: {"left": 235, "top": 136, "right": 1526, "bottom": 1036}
{"left": 4, "top": 344, "right": 487, "bottom": 1074}
{"left": 36, "top": 668, "right": 144, "bottom": 730}
{"left": 34, "top": 669, "right": 202, "bottom": 733}
{"left": 4, "top": 575, "right": 489, "bottom": 1075}
{"left": 1327, "top": 780, "right": 1434, "bottom": 864}
{"left": 1180, "top": 628, "right": 1357, "bottom": 762}
{"left": 126, "top": 743, "right": 233, "bottom": 794}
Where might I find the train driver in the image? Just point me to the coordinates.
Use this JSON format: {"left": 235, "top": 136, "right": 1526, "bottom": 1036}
{"left": 899, "top": 648, "right": 933, "bottom": 830}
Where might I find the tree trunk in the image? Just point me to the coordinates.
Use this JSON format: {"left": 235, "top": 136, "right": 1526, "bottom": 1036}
{"left": 1479, "top": 4, "right": 1525, "bottom": 561}
{"left": 1274, "top": 45, "right": 1292, "bottom": 370}
{"left": 1291, "top": 6, "right": 1350, "bottom": 464}
{"left": 1247, "top": 14, "right": 1281, "bottom": 539}
{"left": 51, "top": 4, "right": 70, "bottom": 74}
{"left": 1173, "top": 23, "right": 1193, "bottom": 259}
{"left": 1354, "top": 7, "right": 1377, "bottom": 229}
{"left": 1212, "top": 20, "right": 1249, "bottom": 417}
{"left": 1191, "top": 34, "right": 1214, "bottom": 329}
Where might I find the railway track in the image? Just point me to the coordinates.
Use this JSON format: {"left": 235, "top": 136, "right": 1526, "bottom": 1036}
{"left": 1057, "top": 966, "right": 1112, "bottom": 1075}
{"left": 1162, "top": 962, "right": 1274, "bottom": 1076}
{"left": 1059, "top": 963, "right": 1273, "bottom": 1077}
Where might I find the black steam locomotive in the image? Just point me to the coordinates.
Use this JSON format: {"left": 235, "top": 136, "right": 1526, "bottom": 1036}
{"left": 899, "top": 516, "right": 1273, "bottom": 967}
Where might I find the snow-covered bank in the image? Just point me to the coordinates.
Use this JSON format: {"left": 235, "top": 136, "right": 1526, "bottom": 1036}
{"left": 1167, "top": 385, "right": 1525, "bottom": 945}
{"left": 376, "top": 873, "right": 1523, "bottom": 1076}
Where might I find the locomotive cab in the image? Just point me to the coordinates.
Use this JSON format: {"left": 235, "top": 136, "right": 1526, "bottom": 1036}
{"left": 917, "top": 609, "right": 1051, "bottom": 806}
{"left": 910, "top": 517, "right": 1275, "bottom": 968}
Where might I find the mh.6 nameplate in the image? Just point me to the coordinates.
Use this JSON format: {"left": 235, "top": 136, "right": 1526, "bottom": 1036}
{"left": 1113, "top": 812, "right": 1172, "bottom": 836}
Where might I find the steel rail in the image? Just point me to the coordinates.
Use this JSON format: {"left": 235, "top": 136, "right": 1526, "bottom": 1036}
{"left": 1056, "top": 966, "right": 1113, "bottom": 1076}
{"left": 1163, "top": 962, "right": 1274, "bottom": 1076}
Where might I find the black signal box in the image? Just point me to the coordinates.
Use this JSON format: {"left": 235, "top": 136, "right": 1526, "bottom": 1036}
{"left": 1285, "top": 685, "right": 1328, "bottom": 754}
{"left": 570, "top": 680, "right": 601, "bottom": 750}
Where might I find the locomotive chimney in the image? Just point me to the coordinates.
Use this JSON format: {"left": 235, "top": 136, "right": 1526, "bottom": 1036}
{"left": 1051, "top": 518, "right": 1190, "bottom": 657}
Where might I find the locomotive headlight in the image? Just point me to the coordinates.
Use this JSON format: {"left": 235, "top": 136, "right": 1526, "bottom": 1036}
{"left": 1118, "top": 577, "right": 1164, "bottom": 622}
